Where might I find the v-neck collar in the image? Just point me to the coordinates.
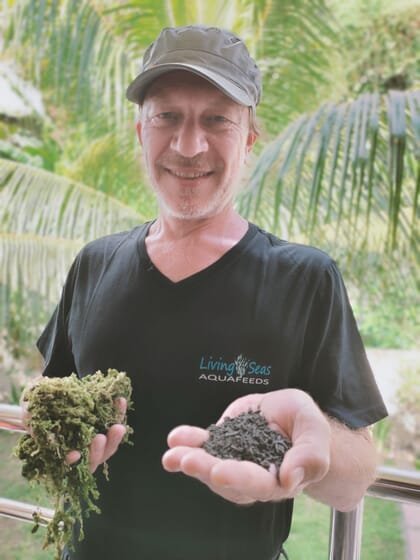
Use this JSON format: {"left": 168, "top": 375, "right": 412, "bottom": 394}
{"left": 137, "top": 221, "right": 258, "bottom": 288}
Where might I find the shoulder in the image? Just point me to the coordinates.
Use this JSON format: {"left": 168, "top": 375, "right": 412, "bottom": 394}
{"left": 81, "top": 223, "right": 148, "bottom": 258}
{"left": 76, "top": 223, "right": 148, "bottom": 264}
{"left": 68, "top": 223, "right": 150, "bottom": 282}
{"left": 251, "top": 224, "right": 338, "bottom": 284}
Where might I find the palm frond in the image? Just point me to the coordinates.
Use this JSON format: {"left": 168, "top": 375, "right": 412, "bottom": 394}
{"left": 0, "top": 158, "right": 145, "bottom": 241}
{"left": 106, "top": 0, "right": 274, "bottom": 53}
{"left": 256, "top": 0, "right": 339, "bottom": 134}
{"left": 0, "top": 233, "right": 81, "bottom": 305}
{"left": 0, "top": 233, "right": 82, "bottom": 342}
{"left": 238, "top": 89, "right": 420, "bottom": 258}
{"left": 5, "top": 0, "right": 136, "bottom": 130}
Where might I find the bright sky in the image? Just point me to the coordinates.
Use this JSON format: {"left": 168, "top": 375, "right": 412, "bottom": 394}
{"left": 0, "top": 62, "right": 45, "bottom": 119}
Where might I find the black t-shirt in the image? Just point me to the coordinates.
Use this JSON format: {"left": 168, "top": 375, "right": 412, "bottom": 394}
{"left": 38, "top": 222, "right": 387, "bottom": 560}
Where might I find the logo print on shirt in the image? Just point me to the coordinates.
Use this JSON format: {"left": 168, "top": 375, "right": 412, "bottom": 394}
{"left": 198, "top": 354, "right": 271, "bottom": 385}
{"left": 235, "top": 354, "right": 249, "bottom": 378}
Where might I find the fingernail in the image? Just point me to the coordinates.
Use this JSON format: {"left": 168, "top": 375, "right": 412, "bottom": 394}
{"left": 290, "top": 467, "right": 305, "bottom": 488}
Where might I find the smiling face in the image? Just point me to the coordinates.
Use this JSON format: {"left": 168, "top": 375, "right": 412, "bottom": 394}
{"left": 137, "top": 71, "right": 256, "bottom": 221}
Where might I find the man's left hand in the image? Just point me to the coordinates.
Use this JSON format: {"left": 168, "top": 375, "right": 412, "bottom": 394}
{"left": 162, "top": 389, "right": 331, "bottom": 504}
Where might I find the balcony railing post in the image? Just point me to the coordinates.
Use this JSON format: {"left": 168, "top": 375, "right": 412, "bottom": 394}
{"left": 0, "top": 403, "right": 25, "bottom": 432}
{"left": 328, "top": 500, "right": 364, "bottom": 560}
{"left": 0, "top": 497, "right": 54, "bottom": 525}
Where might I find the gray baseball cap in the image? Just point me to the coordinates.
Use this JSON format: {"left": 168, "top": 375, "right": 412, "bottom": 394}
{"left": 126, "top": 25, "right": 262, "bottom": 108}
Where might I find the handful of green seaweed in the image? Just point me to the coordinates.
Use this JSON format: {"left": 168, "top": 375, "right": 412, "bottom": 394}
{"left": 14, "top": 369, "right": 133, "bottom": 560}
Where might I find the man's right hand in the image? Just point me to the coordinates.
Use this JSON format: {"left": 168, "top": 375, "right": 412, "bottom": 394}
{"left": 66, "top": 397, "right": 127, "bottom": 473}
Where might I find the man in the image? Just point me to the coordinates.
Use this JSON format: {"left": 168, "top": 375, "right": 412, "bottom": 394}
{"left": 38, "top": 25, "right": 387, "bottom": 560}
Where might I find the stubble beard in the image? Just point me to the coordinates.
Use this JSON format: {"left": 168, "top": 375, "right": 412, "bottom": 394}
{"left": 143, "top": 147, "right": 248, "bottom": 220}
{"left": 148, "top": 155, "right": 237, "bottom": 221}
{"left": 154, "top": 180, "right": 234, "bottom": 221}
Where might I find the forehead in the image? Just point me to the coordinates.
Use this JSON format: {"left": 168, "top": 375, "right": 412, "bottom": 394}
{"left": 143, "top": 70, "right": 241, "bottom": 108}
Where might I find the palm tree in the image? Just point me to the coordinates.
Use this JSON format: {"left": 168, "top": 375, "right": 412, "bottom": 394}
{"left": 0, "top": 159, "right": 146, "bottom": 345}
{"left": 239, "top": 90, "right": 419, "bottom": 256}
{"left": 0, "top": 0, "right": 419, "bottom": 349}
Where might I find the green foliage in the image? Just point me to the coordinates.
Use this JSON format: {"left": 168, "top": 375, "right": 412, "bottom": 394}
{"left": 0, "top": 0, "right": 419, "bottom": 353}
{"left": 14, "top": 370, "right": 133, "bottom": 560}
{"left": 5, "top": 0, "right": 135, "bottom": 129}
{"left": 339, "top": 4, "right": 420, "bottom": 96}
{"left": 286, "top": 493, "right": 405, "bottom": 559}
{"left": 0, "top": 431, "right": 54, "bottom": 559}
{"left": 397, "top": 364, "right": 420, "bottom": 408}
{"left": 361, "top": 496, "right": 406, "bottom": 559}
{"left": 0, "top": 159, "right": 147, "bottom": 345}
{"left": 395, "top": 365, "right": 420, "bottom": 463}
{"left": 0, "top": 288, "right": 50, "bottom": 360}
{"left": 0, "top": 140, "right": 43, "bottom": 167}
{"left": 0, "top": 237, "right": 82, "bottom": 354}
{"left": 255, "top": 0, "right": 339, "bottom": 135}
{"left": 55, "top": 131, "right": 156, "bottom": 215}
{"left": 239, "top": 90, "right": 420, "bottom": 256}
{"left": 346, "top": 253, "right": 420, "bottom": 349}
{"left": 355, "top": 285, "right": 420, "bottom": 349}
{"left": 371, "top": 418, "right": 393, "bottom": 458}
{"left": 371, "top": 363, "right": 420, "bottom": 469}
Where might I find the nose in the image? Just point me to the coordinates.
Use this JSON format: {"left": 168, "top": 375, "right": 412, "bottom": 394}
{"left": 170, "top": 117, "right": 208, "bottom": 157}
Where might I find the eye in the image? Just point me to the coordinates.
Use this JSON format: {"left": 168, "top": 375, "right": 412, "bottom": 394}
{"left": 149, "top": 112, "right": 179, "bottom": 128}
{"left": 208, "top": 115, "right": 228, "bottom": 123}
{"left": 156, "top": 112, "right": 179, "bottom": 121}
{"left": 204, "top": 115, "right": 232, "bottom": 129}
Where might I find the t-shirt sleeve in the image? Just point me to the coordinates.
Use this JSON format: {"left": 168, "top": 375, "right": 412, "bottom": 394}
{"left": 300, "top": 259, "right": 388, "bottom": 428}
{"left": 36, "top": 256, "right": 79, "bottom": 378}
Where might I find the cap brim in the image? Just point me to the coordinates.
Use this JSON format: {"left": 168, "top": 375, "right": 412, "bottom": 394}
{"left": 126, "top": 63, "right": 253, "bottom": 107}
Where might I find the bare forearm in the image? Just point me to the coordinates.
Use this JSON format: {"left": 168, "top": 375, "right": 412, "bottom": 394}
{"left": 304, "top": 418, "right": 378, "bottom": 511}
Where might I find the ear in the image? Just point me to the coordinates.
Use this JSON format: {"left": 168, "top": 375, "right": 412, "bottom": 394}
{"left": 245, "top": 131, "right": 257, "bottom": 154}
{"left": 136, "top": 121, "right": 143, "bottom": 146}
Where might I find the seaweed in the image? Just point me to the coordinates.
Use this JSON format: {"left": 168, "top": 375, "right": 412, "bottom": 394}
{"left": 14, "top": 369, "right": 133, "bottom": 559}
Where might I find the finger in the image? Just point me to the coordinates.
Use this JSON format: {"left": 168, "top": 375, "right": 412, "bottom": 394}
{"left": 210, "top": 459, "right": 278, "bottom": 502}
{"left": 65, "top": 450, "right": 81, "bottom": 466}
{"left": 279, "top": 442, "right": 329, "bottom": 490}
{"left": 102, "top": 424, "right": 126, "bottom": 463}
{"left": 181, "top": 447, "right": 220, "bottom": 479}
{"left": 162, "top": 446, "right": 186, "bottom": 472}
{"left": 204, "top": 483, "right": 256, "bottom": 505}
{"left": 88, "top": 434, "right": 107, "bottom": 473}
{"left": 162, "top": 446, "right": 219, "bottom": 482}
{"left": 168, "top": 448, "right": 278, "bottom": 503}
{"left": 21, "top": 404, "right": 32, "bottom": 434}
{"left": 162, "top": 448, "right": 257, "bottom": 504}
{"left": 114, "top": 397, "right": 127, "bottom": 422}
{"left": 162, "top": 445, "right": 214, "bottom": 475}
{"left": 180, "top": 452, "right": 279, "bottom": 503}
{"left": 167, "top": 426, "right": 209, "bottom": 448}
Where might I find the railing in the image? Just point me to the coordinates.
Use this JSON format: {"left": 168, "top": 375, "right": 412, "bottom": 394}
{"left": 1, "top": 404, "right": 419, "bottom": 558}
{"left": 329, "top": 466, "right": 420, "bottom": 559}
{"left": 0, "top": 403, "right": 26, "bottom": 433}
{"left": 0, "top": 404, "right": 55, "bottom": 526}
{"left": 0, "top": 497, "right": 54, "bottom": 525}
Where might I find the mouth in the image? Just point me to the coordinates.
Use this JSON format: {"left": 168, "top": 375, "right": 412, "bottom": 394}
{"left": 164, "top": 168, "right": 214, "bottom": 180}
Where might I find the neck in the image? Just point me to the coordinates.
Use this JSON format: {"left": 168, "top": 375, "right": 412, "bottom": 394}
{"left": 145, "top": 206, "right": 249, "bottom": 282}
{"left": 149, "top": 205, "right": 247, "bottom": 242}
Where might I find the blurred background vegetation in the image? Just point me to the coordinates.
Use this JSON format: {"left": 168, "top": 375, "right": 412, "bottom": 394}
{"left": 0, "top": 0, "right": 419, "bottom": 352}
{"left": 0, "top": 0, "right": 419, "bottom": 558}
{"left": 0, "top": 0, "right": 418, "bottom": 359}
